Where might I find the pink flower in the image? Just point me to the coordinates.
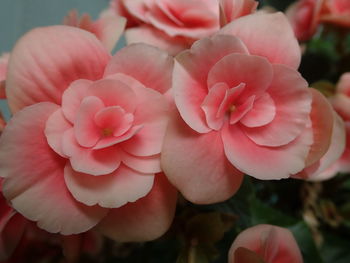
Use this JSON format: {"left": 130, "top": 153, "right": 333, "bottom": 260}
{"left": 161, "top": 12, "right": 341, "bottom": 204}
{"left": 63, "top": 9, "right": 126, "bottom": 52}
{"left": 0, "top": 53, "right": 9, "bottom": 99}
{"left": 321, "top": 0, "right": 350, "bottom": 27}
{"left": 228, "top": 224, "right": 303, "bottom": 263}
{"left": 0, "top": 26, "right": 177, "bottom": 240}
{"left": 110, "top": 0, "right": 257, "bottom": 55}
{"left": 219, "top": 0, "right": 259, "bottom": 26}
{"left": 286, "top": 0, "right": 325, "bottom": 41}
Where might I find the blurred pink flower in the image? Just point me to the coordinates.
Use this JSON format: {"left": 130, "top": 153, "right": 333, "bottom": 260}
{"left": 109, "top": 0, "right": 257, "bottom": 55}
{"left": 0, "top": 53, "right": 9, "bottom": 99}
{"left": 228, "top": 224, "right": 303, "bottom": 263}
{"left": 63, "top": 9, "right": 126, "bottom": 52}
{"left": 321, "top": 0, "right": 350, "bottom": 27}
{"left": 286, "top": 0, "right": 325, "bottom": 41}
{"left": 161, "top": 12, "right": 341, "bottom": 204}
{"left": 0, "top": 26, "right": 177, "bottom": 241}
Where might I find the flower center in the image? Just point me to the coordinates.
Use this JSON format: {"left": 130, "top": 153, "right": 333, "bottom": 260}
{"left": 102, "top": 128, "right": 114, "bottom": 137}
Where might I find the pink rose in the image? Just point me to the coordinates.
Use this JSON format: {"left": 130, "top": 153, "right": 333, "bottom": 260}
{"left": 63, "top": 9, "right": 126, "bottom": 52}
{"left": 110, "top": 0, "right": 257, "bottom": 55}
{"left": 161, "top": 12, "right": 341, "bottom": 204}
{"left": 321, "top": 0, "right": 350, "bottom": 27}
{"left": 228, "top": 224, "right": 303, "bottom": 263}
{"left": 286, "top": 0, "right": 325, "bottom": 41}
{"left": 0, "top": 26, "right": 177, "bottom": 240}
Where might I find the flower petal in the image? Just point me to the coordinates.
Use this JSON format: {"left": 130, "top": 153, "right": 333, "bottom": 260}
{"left": 97, "top": 173, "right": 177, "bottom": 242}
{"left": 104, "top": 43, "right": 173, "bottom": 95}
{"left": 219, "top": 12, "right": 301, "bottom": 69}
{"left": 0, "top": 103, "right": 107, "bottom": 234}
{"left": 161, "top": 113, "right": 243, "bottom": 204}
{"left": 222, "top": 122, "right": 313, "bottom": 180}
{"left": 242, "top": 65, "right": 311, "bottom": 147}
{"left": 62, "top": 129, "right": 122, "bottom": 176}
{"left": 64, "top": 164, "right": 154, "bottom": 208}
{"left": 121, "top": 151, "right": 162, "bottom": 173}
{"left": 6, "top": 26, "right": 110, "bottom": 113}
{"left": 174, "top": 35, "right": 249, "bottom": 133}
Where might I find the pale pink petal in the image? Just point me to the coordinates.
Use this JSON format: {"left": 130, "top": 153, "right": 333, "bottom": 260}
{"left": 123, "top": 0, "right": 149, "bottom": 22}
{"left": 74, "top": 96, "right": 104, "bottom": 148}
{"left": 304, "top": 89, "right": 334, "bottom": 167}
{"left": 201, "top": 82, "right": 230, "bottom": 130}
{"left": 219, "top": 12, "right": 301, "bottom": 69}
{"left": 220, "top": 0, "right": 258, "bottom": 26}
{"left": 303, "top": 112, "right": 346, "bottom": 181}
{"left": 229, "top": 95, "right": 255, "bottom": 125}
{"left": 45, "top": 109, "right": 72, "bottom": 157}
{"left": 330, "top": 93, "right": 350, "bottom": 121}
{"left": 97, "top": 173, "right": 177, "bottom": 242}
{"left": 64, "top": 164, "right": 154, "bottom": 208}
{"left": 61, "top": 79, "right": 93, "bottom": 123}
{"left": 242, "top": 65, "right": 311, "bottom": 147}
{"left": 161, "top": 113, "right": 243, "bottom": 204}
{"left": 0, "top": 103, "right": 107, "bottom": 234}
{"left": 228, "top": 224, "right": 303, "bottom": 263}
{"left": 174, "top": 35, "right": 249, "bottom": 133}
{"left": 240, "top": 92, "right": 276, "bottom": 128}
{"left": 125, "top": 26, "right": 191, "bottom": 56}
{"left": 104, "top": 43, "right": 173, "bottom": 94}
{"left": 6, "top": 26, "right": 110, "bottom": 113}
{"left": 0, "top": 53, "right": 9, "bottom": 82}
{"left": 337, "top": 72, "right": 350, "bottom": 96}
{"left": 109, "top": 74, "right": 169, "bottom": 157}
{"left": 222, "top": 122, "right": 313, "bottom": 180}
{"left": 207, "top": 53, "right": 273, "bottom": 101}
{"left": 62, "top": 129, "right": 122, "bottom": 176}
{"left": 121, "top": 151, "right": 162, "bottom": 173}
{"left": 88, "top": 78, "right": 137, "bottom": 113}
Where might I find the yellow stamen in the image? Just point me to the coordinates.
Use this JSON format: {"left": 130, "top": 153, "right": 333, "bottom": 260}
{"left": 102, "top": 128, "right": 113, "bottom": 137}
{"left": 229, "top": 105, "right": 236, "bottom": 113}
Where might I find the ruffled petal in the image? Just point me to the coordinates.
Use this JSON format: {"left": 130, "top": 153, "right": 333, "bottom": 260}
{"left": 219, "top": 12, "right": 301, "bottom": 69}
{"left": 104, "top": 43, "right": 173, "bottom": 95}
{"left": 97, "top": 173, "right": 177, "bottom": 242}
{"left": 6, "top": 26, "right": 110, "bottom": 113}
{"left": 64, "top": 164, "right": 154, "bottom": 208}
{"left": 161, "top": 113, "right": 243, "bottom": 204}
{"left": 121, "top": 151, "right": 162, "bottom": 174}
{"left": 242, "top": 65, "right": 311, "bottom": 147}
{"left": 174, "top": 35, "right": 249, "bottom": 133}
{"left": 222, "top": 122, "right": 313, "bottom": 180}
{"left": 0, "top": 103, "right": 107, "bottom": 234}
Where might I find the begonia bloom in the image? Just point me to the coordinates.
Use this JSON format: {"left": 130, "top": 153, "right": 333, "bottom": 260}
{"left": 109, "top": 0, "right": 257, "bottom": 55}
{"left": 161, "top": 12, "right": 341, "bottom": 204}
{"left": 0, "top": 26, "right": 177, "bottom": 240}
{"left": 286, "top": 0, "right": 325, "bottom": 41}
{"left": 321, "top": 0, "right": 350, "bottom": 27}
{"left": 228, "top": 224, "right": 303, "bottom": 263}
{"left": 63, "top": 9, "right": 126, "bottom": 52}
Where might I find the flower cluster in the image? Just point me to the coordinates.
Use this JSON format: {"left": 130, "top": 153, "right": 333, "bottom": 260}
{"left": 0, "top": 0, "right": 348, "bottom": 262}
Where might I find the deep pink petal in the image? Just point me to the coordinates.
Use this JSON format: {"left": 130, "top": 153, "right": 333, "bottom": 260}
{"left": 219, "top": 12, "right": 301, "bottom": 69}
{"left": 45, "top": 109, "right": 72, "bottom": 157}
{"left": 97, "top": 173, "right": 177, "bottom": 242}
{"left": 62, "top": 129, "right": 121, "bottom": 176}
{"left": 161, "top": 113, "right": 243, "bottom": 204}
{"left": 104, "top": 43, "right": 174, "bottom": 95}
{"left": 242, "top": 65, "right": 311, "bottom": 147}
{"left": 228, "top": 224, "right": 303, "bottom": 263}
{"left": 207, "top": 53, "right": 273, "bottom": 101}
{"left": 240, "top": 92, "right": 276, "bottom": 128}
{"left": 74, "top": 96, "right": 104, "bottom": 148}
{"left": 0, "top": 103, "right": 107, "bottom": 234}
{"left": 64, "top": 164, "right": 154, "bottom": 208}
{"left": 61, "top": 79, "right": 93, "bottom": 123}
{"left": 222, "top": 123, "right": 313, "bottom": 180}
{"left": 6, "top": 26, "right": 110, "bottom": 113}
{"left": 174, "top": 35, "right": 249, "bottom": 133}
